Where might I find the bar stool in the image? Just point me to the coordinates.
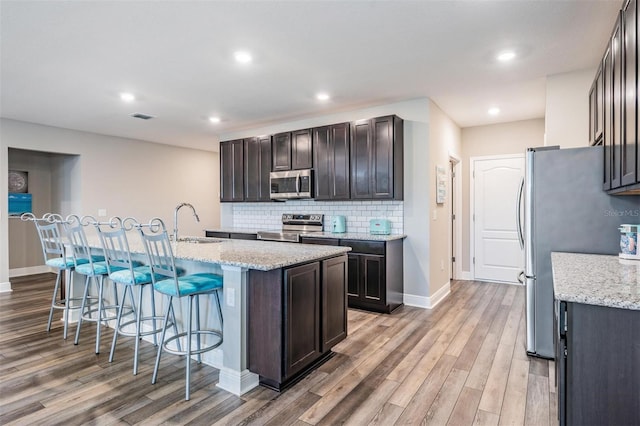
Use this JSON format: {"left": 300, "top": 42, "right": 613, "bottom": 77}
{"left": 63, "top": 214, "right": 126, "bottom": 354}
{"left": 23, "top": 213, "right": 87, "bottom": 339}
{"left": 94, "top": 217, "right": 165, "bottom": 375}
{"left": 136, "top": 218, "right": 223, "bottom": 400}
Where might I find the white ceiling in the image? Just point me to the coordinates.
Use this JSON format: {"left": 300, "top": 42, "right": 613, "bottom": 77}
{"left": 0, "top": 1, "right": 621, "bottom": 152}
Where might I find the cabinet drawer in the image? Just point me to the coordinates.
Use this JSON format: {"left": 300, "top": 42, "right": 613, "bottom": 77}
{"left": 205, "top": 231, "right": 230, "bottom": 239}
{"left": 230, "top": 232, "right": 257, "bottom": 240}
{"left": 339, "top": 240, "right": 385, "bottom": 255}
{"left": 300, "top": 237, "right": 340, "bottom": 246}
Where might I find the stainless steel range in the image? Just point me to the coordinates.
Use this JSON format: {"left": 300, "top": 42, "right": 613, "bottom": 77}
{"left": 256, "top": 214, "right": 324, "bottom": 242}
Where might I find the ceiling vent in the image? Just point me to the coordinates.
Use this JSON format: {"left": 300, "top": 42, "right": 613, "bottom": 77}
{"left": 130, "top": 112, "right": 155, "bottom": 120}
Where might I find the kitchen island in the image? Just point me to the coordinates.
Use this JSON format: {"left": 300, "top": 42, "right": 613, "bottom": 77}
{"left": 551, "top": 252, "right": 639, "bottom": 425}
{"left": 85, "top": 236, "right": 350, "bottom": 396}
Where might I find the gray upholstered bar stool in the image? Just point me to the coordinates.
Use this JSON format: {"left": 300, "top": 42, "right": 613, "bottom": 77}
{"left": 94, "top": 217, "right": 165, "bottom": 375}
{"left": 24, "top": 213, "right": 89, "bottom": 340}
{"left": 136, "top": 218, "right": 223, "bottom": 400}
{"left": 63, "top": 214, "right": 125, "bottom": 354}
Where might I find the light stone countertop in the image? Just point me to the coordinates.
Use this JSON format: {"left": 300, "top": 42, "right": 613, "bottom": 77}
{"left": 87, "top": 235, "right": 350, "bottom": 271}
{"left": 204, "top": 228, "right": 406, "bottom": 242}
{"left": 551, "top": 252, "right": 640, "bottom": 310}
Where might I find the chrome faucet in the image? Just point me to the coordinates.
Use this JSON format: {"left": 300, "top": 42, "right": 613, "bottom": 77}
{"left": 173, "top": 202, "right": 200, "bottom": 242}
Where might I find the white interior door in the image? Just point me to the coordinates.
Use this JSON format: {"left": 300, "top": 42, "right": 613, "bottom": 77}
{"left": 473, "top": 155, "right": 524, "bottom": 283}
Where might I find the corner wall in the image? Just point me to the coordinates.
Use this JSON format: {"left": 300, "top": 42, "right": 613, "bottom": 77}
{"left": 428, "top": 101, "right": 462, "bottom": 302}
{"left": 545, "top": 68, "right": 595, "bottom": 148}
{"left": 0, "top": 118, "right": 220, "bottom": 288}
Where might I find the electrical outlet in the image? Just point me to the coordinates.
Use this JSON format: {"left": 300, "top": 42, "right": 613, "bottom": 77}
{"left": 432, "top": 210, "right": 437, "bottom": 221}
{"left": 440, "top": 260, "right": 445, "bottom": 271}
{"left": 226, "top": 288, "right": 235, "bottom": 307}
{"left": 98, "top": 209, "right": 107, "bottom": 217}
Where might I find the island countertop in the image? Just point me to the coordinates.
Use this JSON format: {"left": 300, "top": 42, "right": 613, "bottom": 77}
{"left": 88, "top": 235, "right": 351, "bottom": 271}
{"left": 551, "top": 252, "right": 640, "bottom": 310}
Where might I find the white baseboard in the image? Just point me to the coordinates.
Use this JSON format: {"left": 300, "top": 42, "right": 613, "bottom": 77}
{"left": 404, "top": 280, "right": 451, "bottom": 310}
{"left": 9, "top": 265, "right": 54, "bottom": 278}
{"left": 217, "top": 367, "right": 259, "bottom": 396}
{"left": 457, "top": 271, "right": 473, "bottom": 281}
{"left": 0, "top": 282, "right": 12, "bottom": 293}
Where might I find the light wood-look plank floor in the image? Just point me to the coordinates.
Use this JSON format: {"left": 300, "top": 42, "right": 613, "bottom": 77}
{"left": 0, "top": 274, "right": 557, "bottom": 425}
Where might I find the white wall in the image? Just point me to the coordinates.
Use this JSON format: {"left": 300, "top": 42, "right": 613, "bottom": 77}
{"left": 427, "top": 101, "right": 462, "bottom": 300}
{"left": 0, "top": 118, "right": 220, "bottom": 288}
{"left": 545, "top": 68, "right": 595, "bottom": 148}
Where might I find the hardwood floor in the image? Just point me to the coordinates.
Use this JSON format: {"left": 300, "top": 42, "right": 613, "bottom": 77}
{"left": 0, "top": 274, "right": 557, "bottom": 425}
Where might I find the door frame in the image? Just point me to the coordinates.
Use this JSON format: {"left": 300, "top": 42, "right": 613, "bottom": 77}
{"left": 448, "top": 152, "right": 462, "bottom": 280}
{"left": 469, "top": 153, "right": 525, "bottom": 282}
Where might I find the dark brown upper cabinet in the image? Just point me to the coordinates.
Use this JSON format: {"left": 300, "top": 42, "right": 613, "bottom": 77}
{"left": 350, "top": 115, "right": 404, "bottom": 200}
{"left": 622, "top": 0, "right": 638, "bottom": 186}
{"left": 596, "top": 1, "right": 640, "bottom": 194}
{"left": 244, "top": 135, "right": 272, "bottom": 202}
{"left": 220, "top": 139, "right": 245, "bottom": 202}
{"left": 272, "top": 129, "right": 313, "bottom": 171}
{"left": 313, "top": 123, "right": 350, "bottom": 200}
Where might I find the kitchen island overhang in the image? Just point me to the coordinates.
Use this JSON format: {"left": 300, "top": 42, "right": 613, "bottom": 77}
{"left": 84, "top": 236, "right": 351, "bottom": 396}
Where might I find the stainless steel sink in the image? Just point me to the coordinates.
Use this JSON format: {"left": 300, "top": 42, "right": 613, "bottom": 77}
{"left": 178, "top": 237, "right": 224, "bottom": 244}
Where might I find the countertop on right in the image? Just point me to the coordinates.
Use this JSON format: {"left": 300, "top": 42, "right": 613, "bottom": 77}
{"left": 551, "top": 252, "right": 640, "bottom": 310}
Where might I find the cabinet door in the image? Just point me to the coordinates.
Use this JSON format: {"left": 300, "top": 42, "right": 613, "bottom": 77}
{"left": 272, "top": 132, "right": 292, "bottom": 171}
{"left": 205, "top": 231, "right": 230, "bottom": 238}
{"left": 597, "top": 65, "right": 605, "bottom": 142}
{"left": 603, "top": 46, "right": 613, "bottom": 190}
{"left": 589, "top": 80, "right": 598, "bottom": 146}
{"left": 350, "top": 119, "right": 372, "bottom": 199}
{"left": 362, "top": 254, "right": 385, "bottom": 302}
{"left": 220, "top": 139, "right": 245, "bottom": 202}
{"left": 314, "top": 123, "right": 350, "bottom": 200}
{"left": 371, "top": 116, "right": 395, "bottom": 199}
{"left": 612, "top": 15, "right": 624, "bottom": 189}
{"left": 622, "top": 0, "right": 638, "bottom": 186}
{"left": 292, "top": 129, "right": 313, "bottom": 170}
{"left": 346, "top": 254, "right": 360, "bottom": 298}
{"left": 244, "top": 135, "right": 272, "bottom": 201}
{"left": 284, "top": 262, "right": 321, "bottom": 378}
{"left": 321, "top": 256, "right": 347, "bottom": 352}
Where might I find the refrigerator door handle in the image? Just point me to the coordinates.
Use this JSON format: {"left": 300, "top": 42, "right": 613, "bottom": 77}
{"left": 516, "top": 177, "right": 525, "bottom": 249}
{"left": 517, "top": 270, "right": 525, "bottom": 284}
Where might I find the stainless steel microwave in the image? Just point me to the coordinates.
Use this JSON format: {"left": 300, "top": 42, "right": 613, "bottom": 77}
{"left": 269, "top": 169, "right": 313, "bottom": 200}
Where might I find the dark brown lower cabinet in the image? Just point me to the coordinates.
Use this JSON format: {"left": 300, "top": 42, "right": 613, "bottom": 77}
{"left": 248, "top": 255, "right": 348, "bottom": 391}
{"left": 555, "top": 300, "right": 640, "bottom": 425}
{"left": 341, "top": 239, "right": 403, "bottom": 314}
{"left": 204, "top": 231, "right": 257, "bottom": 240}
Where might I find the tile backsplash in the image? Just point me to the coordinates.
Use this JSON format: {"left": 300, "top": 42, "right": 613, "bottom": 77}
{"left": 232, "top": 200, "right": 404, "bottom": 234}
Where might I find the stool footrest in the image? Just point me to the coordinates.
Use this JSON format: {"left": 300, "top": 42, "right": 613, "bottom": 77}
{"left": 163, "top": 330, "right": 223, "bottom": 356}
{"left": 117, "top": 316, "right": 173, "bottom": 338}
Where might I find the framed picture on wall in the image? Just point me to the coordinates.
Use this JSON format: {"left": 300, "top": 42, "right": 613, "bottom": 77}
{"left": 8, "top": 170, "right": 28, "bottom": 193}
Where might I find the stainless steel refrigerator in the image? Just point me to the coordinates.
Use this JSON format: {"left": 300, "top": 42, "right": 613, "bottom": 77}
{"left": 518, "top": 145, "right": 640, "bottom": 359}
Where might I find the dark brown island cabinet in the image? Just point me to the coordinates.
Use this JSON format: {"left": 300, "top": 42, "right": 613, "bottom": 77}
{"left": 554, "top": 300, "right": 640, "bottom": 425}
{"left": 300, "top": 237, "right": 404, "bottom": 314}
{"left": 272, "top": 129, "right": 313, "bottom": 171}
{"left": 204, "top": 231, "right": 257, "bottom": 240}
{"left": 247, "top": 255, "right": 348, "bottom": 391}
{"left": 590, "top": 0, "right": 639, "bottom": 194}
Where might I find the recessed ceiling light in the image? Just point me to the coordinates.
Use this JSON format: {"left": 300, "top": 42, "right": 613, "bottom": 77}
{"left": 488, "top": 107, "right": 501, "bottom": 116}
{"left": 209, "top": 116, "right": 221, "bottom": 124}
{"left": 497, "top": 50, "right": 516, "bottom": 62}
{"left": 316, "top": 93, "right": 330, "bottom": 101}
{"left": 120, "top": 92, "right": 135, "bottom": 102}
{"left": 234, "top": 51, "right": 252, "bottom": 64}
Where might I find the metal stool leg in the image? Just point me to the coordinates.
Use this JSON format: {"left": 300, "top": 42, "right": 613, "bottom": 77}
{"left": 95, "top": 275, "right": 105, "bottom": 354}
{"left": 195, "top": 294, "right": 202, "bottom": 364}
{"left": 74, "top": 275, "right": 91, "bottom": 345}
{"left": 109, "top": 285, "right": 130, "bottom": 363}
{"left": 152, "top": 296, "right": 173, "bottom": 385}
{"left": 63, "top": 268, "right": 73, "bottom": 340}
{"left": 48, "top": 271, "right": 62, "bottom": 332}
{"left": 186, "top": 295, "right": 193, "bottom": 401}
{"left": 133, "top": 285, "right": 144, "bottom": 375}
